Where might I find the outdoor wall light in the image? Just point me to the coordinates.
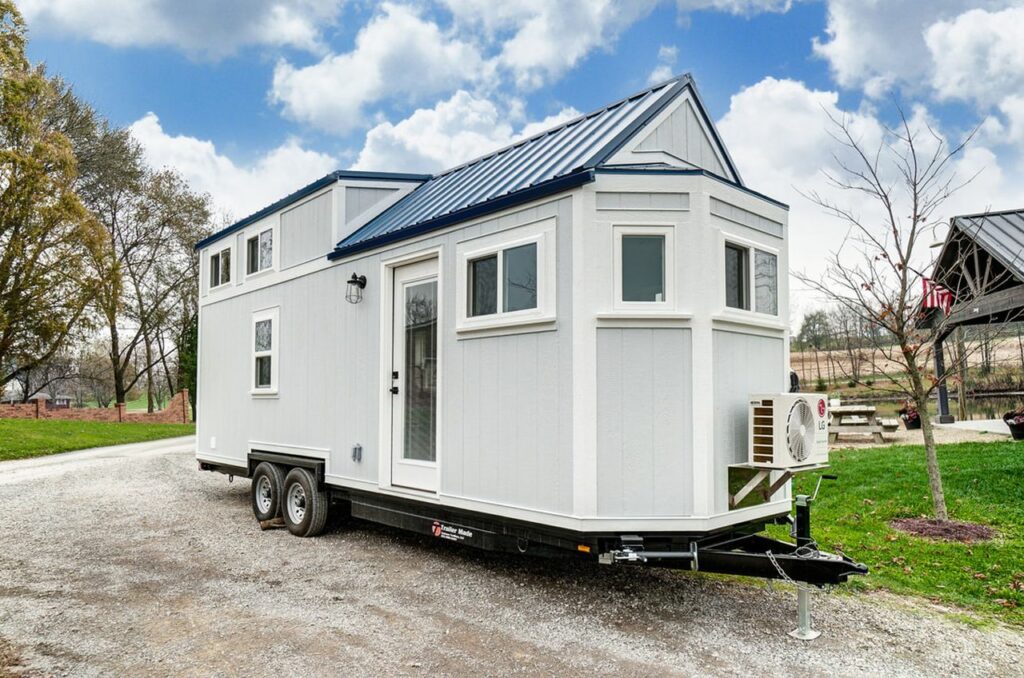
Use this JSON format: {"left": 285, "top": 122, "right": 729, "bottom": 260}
{"left": 346, "top": 273, "right": 367, "bottom": 304}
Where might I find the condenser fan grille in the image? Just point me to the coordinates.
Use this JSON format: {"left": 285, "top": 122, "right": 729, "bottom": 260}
{"left": 787, "top": 400, "right": 815, "bottom": 463}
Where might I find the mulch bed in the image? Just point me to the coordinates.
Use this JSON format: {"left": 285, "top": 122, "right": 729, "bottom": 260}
{"left": 890, "top": 518, "right": 995, "bottom": 543}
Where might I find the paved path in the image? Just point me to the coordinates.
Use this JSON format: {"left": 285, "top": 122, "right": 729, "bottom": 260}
{"left": 1, "top": 440, "right": 1022, "bottom": 676}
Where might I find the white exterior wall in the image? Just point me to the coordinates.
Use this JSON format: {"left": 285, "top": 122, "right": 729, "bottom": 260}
{"left": 575, "top": 172, "right": 791, "bottom": 526}
{"left": 197, "top": 170, "right": 792, "bottom": 533}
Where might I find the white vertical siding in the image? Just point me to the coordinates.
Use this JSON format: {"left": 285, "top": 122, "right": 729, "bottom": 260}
{"left": 711, "top": 330, "right": 786, "bottom": 513}
{"left": 635, "top": 99, "right": 727, "bottom": 177}
{"left": 595, "top": 328, "right": 693, "bottom": 516}
{"left": 345, "top": 187, "right": 397, "bottom": 224}
{"left": 280, "top": 191, "right": 333, "bottom": 269}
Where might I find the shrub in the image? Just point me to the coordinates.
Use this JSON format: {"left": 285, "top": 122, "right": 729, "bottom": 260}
{"left": 865, "top": 378, "right": 875, "bottom": 387}
{"left": 847, "top": 379, "right": 856, "bottom": 388}
{"left": 815, "top": 377, "right": 827, "bottom": 392}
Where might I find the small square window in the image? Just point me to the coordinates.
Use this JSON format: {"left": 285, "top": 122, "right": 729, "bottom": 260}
{"left": 209, "top": 247, "right": 231, "bottom": 289}
{"left": 247, "top": 228, "right": 273, "bottom": 275}
{"left": 254, "top": 319, "right": 272, "bottom": 352}
{"left": 220, "top": 249, "right": 231, "bottom": 285}
{"left": 255, "top": 356, "right": 272, "bottom": 389}
{"left": 503, "top": 243, "right": 537, "bottom": 312}
{"left": 754, "top": 250, "right": 778, "bottom": 315}
{"left": 621, "top": 235, "right": 665, "bottom": 302}
{"left": 725, "top": 243, "right": 749, "bottom": 310}
{"left": 468, "top": 254, "right": 497, "bottom": 317}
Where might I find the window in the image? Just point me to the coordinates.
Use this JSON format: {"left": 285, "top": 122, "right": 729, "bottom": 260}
{"left": 755, "top": 250, "right": 778, "bottom": 315}
{"left": 724, "top": 243, "right": 748, "bottom": 310}
{"left": 455, "top": 218, "right": 556, "bottom": 332}
{"left": 621, "top": 235, "right": 665, "bottom": 302}
{"left": 209, "top": 247, "right": 231, "bottom": 289}
{"left": 724, "top": 241, "right": 779, "bottom": 316}
{"left": 247, "top": 228, "right": 273, "bottom": 275}
{"left": 251, "top": 308, "right": 279, "bottom": 394}
{"left": 467, "top": 243, "right": 538, "bottom": 317}
{"left": 612, "top": 225, "right": 674, "bottom": 309}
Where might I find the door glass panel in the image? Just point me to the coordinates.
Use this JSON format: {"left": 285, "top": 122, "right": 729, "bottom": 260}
{"left": 621, "top": 235, "right": 665, "bottom": 302}
{"left": 403, "top": 280, "right": 437, "bottom": 462}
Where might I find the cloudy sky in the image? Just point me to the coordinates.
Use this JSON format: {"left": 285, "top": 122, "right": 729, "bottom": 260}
{"left": 20, "top": 0, "right": 1024, "bottom": 325}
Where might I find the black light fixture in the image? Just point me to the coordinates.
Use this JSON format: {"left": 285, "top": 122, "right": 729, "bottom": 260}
{"left": 346, "top": 273, "right": 367, "bottom": 304}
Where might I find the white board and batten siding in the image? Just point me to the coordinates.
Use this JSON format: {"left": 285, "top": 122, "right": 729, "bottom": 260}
{"left": 198, "top": 195, "right": 577, "bottom": 518}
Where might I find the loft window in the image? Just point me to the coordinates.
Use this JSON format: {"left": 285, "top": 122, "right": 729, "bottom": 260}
{"left": 754, "top": 250, "right": 778, "bottom": 315}
{"left": 209, "top": 247, "right": 231, "bottom": 289}
{"left": 247, "top": 228, "right": 274, "bottom": 275}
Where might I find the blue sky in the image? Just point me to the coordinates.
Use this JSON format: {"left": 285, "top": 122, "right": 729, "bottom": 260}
{"left": 18, "top": 1, "right": 1024, "bottom": 320}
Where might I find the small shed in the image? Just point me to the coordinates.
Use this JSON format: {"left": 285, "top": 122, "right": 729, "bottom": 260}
{"left": 929, "top": 209, "right": 1024, "bottom": 420}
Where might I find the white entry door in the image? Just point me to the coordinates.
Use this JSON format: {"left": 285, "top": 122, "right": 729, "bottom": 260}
{"left": 390, "top": 258, "right": 439, "bottom": 492}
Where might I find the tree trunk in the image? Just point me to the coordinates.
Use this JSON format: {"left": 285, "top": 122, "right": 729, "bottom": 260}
{"left": 144, "top": 332, "right": 155, "bottom": 413}
{"left": 109, "top": 320, "right": 126, "bottom": 404}
{"left": 906, "top": 349, "right": 949, "bottom": 520}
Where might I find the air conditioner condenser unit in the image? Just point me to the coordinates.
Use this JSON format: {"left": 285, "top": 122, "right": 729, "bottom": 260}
{"left": 748, "top": 393, "right": 829, "bottom": 469}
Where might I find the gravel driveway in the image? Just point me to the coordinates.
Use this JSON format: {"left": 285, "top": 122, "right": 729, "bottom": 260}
{"left": 1, "top": 438, "right": 1022, "bottom": 677}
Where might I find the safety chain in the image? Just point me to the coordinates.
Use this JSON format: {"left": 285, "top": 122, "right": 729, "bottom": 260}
{"left": 765, "top": 541, "right": 834, "bottom": 594}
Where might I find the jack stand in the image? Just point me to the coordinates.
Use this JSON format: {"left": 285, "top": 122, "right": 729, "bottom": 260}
{"left": 788, "top": 588, "right": 820, "bottom": 640}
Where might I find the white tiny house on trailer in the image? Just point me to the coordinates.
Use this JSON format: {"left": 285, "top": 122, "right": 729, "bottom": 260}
{"left": 195, "top": 75, "right": 863, "bottom": 589}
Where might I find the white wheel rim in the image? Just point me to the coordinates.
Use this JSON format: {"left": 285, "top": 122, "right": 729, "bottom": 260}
{"left": 255, "top": 475, "right": 273, "bottom": 514}
{"left": 287, "top": 482, "right": 306, "bottom": 524}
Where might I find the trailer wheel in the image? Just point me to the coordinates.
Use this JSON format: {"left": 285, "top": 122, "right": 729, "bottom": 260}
{"left": 282, "top": 467, "right": 329, "bottom": 537}
{"left": 251, "top": 462, "right": 285, "bottom": 522}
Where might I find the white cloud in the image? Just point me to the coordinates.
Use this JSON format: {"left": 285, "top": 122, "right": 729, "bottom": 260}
{"left": 444, "top": 0, "right": 658, "bottom": 90}
{"left": 925, "top": 6, "right": 1024, "bottom": 108}
{"left": 812, "top": 0, "right": 1010, "bottom": 99}
{"left": 352, "top": 91, "right": 579, "bottom": 173}
{"left": 648, "top": 45, "right": 679, "bottom": 85}
{"left": 676, "top": 0, "right": 792, "bottom": 16}
{"left": 129, "top": 113, "right": 338, "bottom": 220}
{"left": 20, "top": 0, "right": 342, "bottom": 59}
{"left": 271, "top": 3, "right": 485, "bottom": 134}
{"left": 717, "top": 77, "right": 1023, "bottom": 325}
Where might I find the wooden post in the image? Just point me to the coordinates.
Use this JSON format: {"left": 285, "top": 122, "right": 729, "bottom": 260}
{"left": 934, "top": 334, "right": 954, "bottom": 423}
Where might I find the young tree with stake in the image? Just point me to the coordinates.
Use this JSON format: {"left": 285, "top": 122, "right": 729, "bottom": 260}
{"left": 796, "top": 107, "right": 993, "bottom": 522}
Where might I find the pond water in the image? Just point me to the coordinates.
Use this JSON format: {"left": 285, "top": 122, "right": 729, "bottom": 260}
{"left": 836, "top": 394, "right": 1024, "bottom": 420}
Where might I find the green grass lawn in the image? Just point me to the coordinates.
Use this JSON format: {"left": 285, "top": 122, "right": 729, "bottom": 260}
{"left": 774, "top": 440, "right": 1024, "bottom": 624}
{"left": 0, "top": 419, "right": 195, "bottom": 462}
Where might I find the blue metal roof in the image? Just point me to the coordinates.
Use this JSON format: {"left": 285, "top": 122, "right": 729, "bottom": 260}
{"left": 195, "top": 170, "right": 430, "bottom": 250}
{"left": 330, "top": 74, "right": 716, "bottom": 258}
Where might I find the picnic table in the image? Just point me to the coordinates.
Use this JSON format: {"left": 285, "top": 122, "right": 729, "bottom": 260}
{"left": 829, "top": 405, "right": 886, "bottom": 444}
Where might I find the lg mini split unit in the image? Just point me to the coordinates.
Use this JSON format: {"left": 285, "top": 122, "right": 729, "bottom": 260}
{"left": 748, "top": 393, "right": 829, "bottom": 469}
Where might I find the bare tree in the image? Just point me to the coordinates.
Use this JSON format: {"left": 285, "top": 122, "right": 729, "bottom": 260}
{"left": 794, "top": 106, "right": 1003, "bottom": 521}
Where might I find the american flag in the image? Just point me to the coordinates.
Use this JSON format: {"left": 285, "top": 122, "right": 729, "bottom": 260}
{"left": 922, "top": 278, "right": 953, "bottom": 315}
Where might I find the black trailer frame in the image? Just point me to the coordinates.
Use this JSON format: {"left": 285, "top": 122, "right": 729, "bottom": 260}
{"left": 201, "top": 454, "right": 867, "bottom": 587}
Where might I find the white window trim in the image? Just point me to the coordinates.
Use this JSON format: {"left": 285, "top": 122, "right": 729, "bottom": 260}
{"left": 251, "top": 306, "right": 279, "bottom": 396}
{"left": 720, "top": 231, "right": 780, "bottom": 318}
{"left": 612, "top": 224, "right": 676, "bottom": 311}
{"left": 455, "top": 217, "right": 556, "bottom": 333}
{"left": 208, "top": 245, "right": 233, "bottom": 292}
{"left": 245, "top": 222, "right": 279, "bottom": 280}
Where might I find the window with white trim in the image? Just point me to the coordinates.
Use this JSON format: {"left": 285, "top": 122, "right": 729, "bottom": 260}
{"left": 251, "top": 308, "right": 279, "bottom": 394}
{"left": 209, "top": 247, "right": 231, "bottom": 289}
{"left": 246, "top": 227, "right": 274, "bottom": 275}
{"left": 724, "top": 240, "right": 778, "bottom": 315}
{"left": 456, "top": 218, "right": 556, "bottom": 331}
{"left": 613, "top": 225, "right": 674, "bottom": 309}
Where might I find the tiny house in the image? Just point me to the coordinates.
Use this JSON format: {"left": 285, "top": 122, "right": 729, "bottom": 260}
{"left": 195, "top": 74, "right": 863, "bottom": 587}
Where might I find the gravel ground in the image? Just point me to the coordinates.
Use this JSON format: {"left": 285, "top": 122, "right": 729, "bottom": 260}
{"left": 832, "top": 424, "right": 1008, "bottom": 449}
{"left": 1, "top": 438, "right": 1023, "bottom": 677}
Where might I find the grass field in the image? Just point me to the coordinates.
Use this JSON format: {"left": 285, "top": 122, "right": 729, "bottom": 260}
{"left": 773, "top": 440, "right": 1024, "bottom": 624}
{"left": 0, "top": 419, "right": 195, "bottom": 462}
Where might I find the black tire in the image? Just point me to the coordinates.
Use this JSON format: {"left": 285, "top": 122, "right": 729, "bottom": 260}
{"left": 250, "top": 462, "right": 285, "bottom": 521}
{"left": 281, "top": 467, "right": 329, "bottom": 537}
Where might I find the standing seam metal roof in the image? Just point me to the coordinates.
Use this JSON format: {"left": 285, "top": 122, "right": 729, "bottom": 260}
{"left": 333, "top": 74, "right": 707, "bottom": 256}
{"left": 952, "top": 210, "right": 1024, "bottom": 283}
